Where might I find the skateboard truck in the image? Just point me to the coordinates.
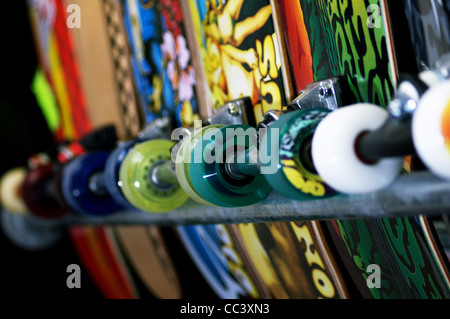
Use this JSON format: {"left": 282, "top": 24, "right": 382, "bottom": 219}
{"left": 169, "top": 98, "right": 257, "bottom": 162}
{"left": 356, "top": 55, "right": 450, "bottom": 163}
{"left": 355, "top": 75, "right": 426, "bottom": 163}
{"left": 257, "top": 109, "right": 283, "bottom": 130}
{"left": 203, "top": 97, "right": 255, "bottom": 127}
{"left": 286, "top": 77, "right": 351, "bottom": 112}
{"left": 258, "top": 77, "right": 350, "bottom": 130}
{"left": 171, "top": 98, "right": 255, "bottom": 153}
{"left": 137, "top": 116, "right": 172, "bottom": 140}
{"left": 311, "top": 54, "right": 450, "bottom": 194}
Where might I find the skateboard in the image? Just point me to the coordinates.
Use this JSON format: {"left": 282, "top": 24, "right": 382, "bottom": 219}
{"left": 117, "top": 0, "right": 271, "bottom": 299}
{"left": 431, "top": 216, "right": 450, "bottom": 263}
{"left": 26, "top": 0, "right": 220, "bottom": 299}
{"left": 114, "top": 226, "right": 183, "bottom": 299}
{"left": 0, "top": 124, "right": 117, "bottom": 219}
{"left": 22, "top": 0, "right": 146, "bottom": 299}
{"left": 272, "top": 0, "right": 450, "bottom": 298}
{"left": 0, "top": 127, "right": 143, "bottom": 298}
{"left": 28, "top": 0, "right": 91, "bottom": 141}
{"left": 16, "top": 0, "right": 450, "bottom": 299}
{"left": 69, "top": 226, "right": 138, "bottom": 299}
{"left": 162, "top": 0, "right": 350, "bottom": 299}
{"left": 68, "top": 0, "right": 199, "bottom": 298}
{"left": 112, "top": 0, "right": 351, "bottom": 298}
{"left": 65, "top": 0, "right": 141, "bottom": 140}
{"left": 186, "top": 0, "right": 449, "bottom": 299}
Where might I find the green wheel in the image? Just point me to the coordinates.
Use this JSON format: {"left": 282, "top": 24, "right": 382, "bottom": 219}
{"left": 261, "top": 108, "right": 338, "bottom": 200}
{"left": 189, "top": 125, "right": 272, "bottom": 207}
{"left": 175, "top": 125, "right": 224, "bottom": 206}
{"left": 119, "top": 139, "right": 188, "bottom": 213}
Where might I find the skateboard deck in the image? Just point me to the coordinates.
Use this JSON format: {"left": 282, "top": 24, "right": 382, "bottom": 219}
{"left": 431, "top": 216, "right": 450, "bottom": 263}
{"left": 184, "top": 0, "right": 288, "bottom": 123}
{"left": 176, "top": 225, "right": 271, "bottom": 298}
{"left": 327, "top": 218, "right": 450, "bottom": 298}
{"left": 274, "top": 0, "right": 450, "bottom": 298}
{"left": 66, "top": 0, "right": 196, "bottom": 298}
{"left": 120, "top": 0, "right": 272, "bottom": 299}
{"left": 180, "top": 0, "right": 350, "bottom": 299}
{"left": 28, "top": 0, "right": 92, "bottom": 141}
{"left": 417, "top": 216, "right": 450, "bottom": 291}
{"left": 69, "top": 226, "right": 138, "bottom": 299}
{"left": 237, "top": 222, "right": 349, "bottom": 298}
{"left": 114, "top": 226, "right": 182, "bottom": 299}
{"left": 27, "top": 0, "right": 143, "bottom": 299}
{"left": 121, "top": 0, "right": 200, "bottom": 128}
{"left": 64, "top": 0, "right": 141, "bottom": 140}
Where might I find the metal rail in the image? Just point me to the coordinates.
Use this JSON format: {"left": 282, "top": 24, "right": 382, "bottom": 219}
{"left": 56, "top": 171, "right": 450, "bottom": 226}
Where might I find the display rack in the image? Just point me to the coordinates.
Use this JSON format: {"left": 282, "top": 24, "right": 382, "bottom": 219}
{"left": 45, "top": 171, "right": 449, "bottom": 227}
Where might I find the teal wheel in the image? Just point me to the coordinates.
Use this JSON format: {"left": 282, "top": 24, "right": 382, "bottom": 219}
{"left": 119, "top": 139, "right": 188, "bottom": 213}
{"left": 261, "top": 108, "right": 338, "bottom": 200}
{"left": 189, "top": 125, "right": 272, "bottom": 207}
{"left": 175, "top": 125, "right": 224, "bottom": 206}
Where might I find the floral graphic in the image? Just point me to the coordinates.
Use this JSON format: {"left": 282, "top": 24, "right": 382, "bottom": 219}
{"left": 161, "top": 31, "right": 196, "bottom": 103}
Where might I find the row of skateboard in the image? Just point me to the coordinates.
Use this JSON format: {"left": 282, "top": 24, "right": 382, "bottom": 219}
{"left": 2, "top": 0, "right": 450, "bottom": 299}
{"left": 2, "top": 76, "right": 450, "bottom": 218}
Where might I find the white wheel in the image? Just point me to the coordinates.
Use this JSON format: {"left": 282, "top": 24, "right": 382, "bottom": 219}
{"left": 412, "top": 80, "right": 450, "bottom": 180}
{"left": 0, "top": 167, "right": 28, "bottom": 215}
{"left": 311, "top": 104, "right": 404, "bottom": 194}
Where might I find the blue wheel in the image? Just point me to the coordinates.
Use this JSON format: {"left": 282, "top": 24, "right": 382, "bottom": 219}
{"left": 61, "top": 151, "right": 122, "bottom": 216}
{"left": 104, "top": 140, "right": 143, "bottom": 209}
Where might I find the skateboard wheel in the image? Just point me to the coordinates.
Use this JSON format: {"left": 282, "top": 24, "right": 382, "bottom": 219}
{"left": 52, "top": 165, "right": 73, "bottom": 212}
{"left": 0, "top": 167, "right": 28, "bottom": 215}
{"left": 119, "top": 139, "right": 188, "bottom": 213}
{"left": 62, "top": 151, "right": 122, "bottom": 216}
{"left": 104, "top": 140, "right": 142, "bottom": 209}
{"left": 189, "top": 125, "right": 272, "bottom": 207}
{"left": 22, "top": 163, "right": 67, "bottom": 219}
{"left": 412, "top": 80, "right": 450, "bottom": 180}
{"left": 175, "top": 126, "right": 224, "bottom": 206}
{"left": 1, "top": 207, "right": 63, "bottom": 251}
{"left": 312, "top": 104, "right": 404, "bottom": 194}
{"left": 262, "top": 108, "right": 338, "bottom": 200}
